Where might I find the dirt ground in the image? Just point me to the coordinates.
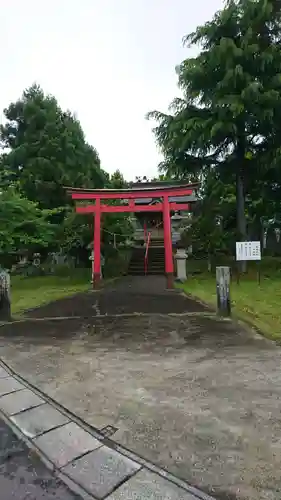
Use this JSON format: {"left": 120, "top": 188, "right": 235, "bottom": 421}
{"left": 0, "top": 276, "right": 280, "bottom": 500}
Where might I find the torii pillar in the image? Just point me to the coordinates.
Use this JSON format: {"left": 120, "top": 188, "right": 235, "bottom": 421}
{"left": 93, "top": 198, "right": 101, "bottom": 286}
{"left": 163, "top": 195, "right": 174, "bottom": 289}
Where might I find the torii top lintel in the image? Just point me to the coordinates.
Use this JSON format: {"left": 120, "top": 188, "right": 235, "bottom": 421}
{"left": 67, "top": 182, "right": 198, "bottom": 201}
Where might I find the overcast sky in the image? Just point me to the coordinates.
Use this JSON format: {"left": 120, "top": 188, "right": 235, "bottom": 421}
{"left": 1, "top": 0, "right": 223, "bottom": 180}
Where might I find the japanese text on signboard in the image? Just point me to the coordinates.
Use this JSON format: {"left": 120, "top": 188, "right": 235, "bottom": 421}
{"left": 236, "top": 241, "right": 261, "bottom": 261}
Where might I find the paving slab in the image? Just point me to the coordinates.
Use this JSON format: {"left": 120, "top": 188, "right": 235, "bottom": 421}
{"left": 34, "top": 421, "right": 102, "bottom": 468}
{"left": 62, "top": 445, "right": 141, "bottom": 499}
{"left": 11, "top": 403, "right": 70, "bottom": 438}
{"left": 0, "top": 367, "right": 9, "bottom": 379}
{"left": 107, "top": 469, "right": 197, "bottom": 500}
{"left": 0, "top": 388, "right": 44, "bottom": 415}
{"left": 0, "top": 416, "right": 84, "bottom": 500}
{"left": 0, "top": 376, "right": 24, "bottom": 397}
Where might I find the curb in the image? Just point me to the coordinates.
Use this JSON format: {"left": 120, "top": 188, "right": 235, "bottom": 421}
{"left": 0, "top": 358, "right": 215, "bottom": 500}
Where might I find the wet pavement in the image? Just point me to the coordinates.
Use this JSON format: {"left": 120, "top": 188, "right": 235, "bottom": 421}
{"left": 0, "top": 417, "right": 81, "bottom": 499}
{"left": 0, "top": 276, "right": 280, "bottom": 500}
{"left": 24, "top": 276, "right": 209, "bottom": 319}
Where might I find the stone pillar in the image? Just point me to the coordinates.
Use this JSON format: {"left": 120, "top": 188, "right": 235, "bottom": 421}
{"left": 175, "top": 248, "right": 187, "bottom": 282}
{"left": 89, "top": 250, "right": 104, "bottom": 284}
{"left": 216, "top": 266, "right": 231, "bottom": 316}
{"left": 0, "top": 270, "right": 11, "bottom": 321}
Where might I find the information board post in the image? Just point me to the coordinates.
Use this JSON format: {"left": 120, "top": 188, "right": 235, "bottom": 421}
{"left": 235, "top": 241, "right": 261, "bottom": 283}
{"left": 257, "top": 261, "right": 261, "bottom": 285}
{"left": 216, "top": 266, "right": 231, "bottom": 317}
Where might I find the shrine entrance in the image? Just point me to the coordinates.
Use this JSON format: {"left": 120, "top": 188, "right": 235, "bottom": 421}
{"left": 68, "top": 183, "right": 197, "bottom": 288}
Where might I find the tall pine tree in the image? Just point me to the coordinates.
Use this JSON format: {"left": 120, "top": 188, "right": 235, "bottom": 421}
{"left": 148, "top": 0, "right": 281, "bottom": 266}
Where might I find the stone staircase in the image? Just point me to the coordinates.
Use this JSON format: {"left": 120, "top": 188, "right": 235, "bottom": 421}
{"left": 148, "top": 237, "right": 165, "bottom": 248}
{"left": 127, "top": 245, "right": 165, "bottom": 276}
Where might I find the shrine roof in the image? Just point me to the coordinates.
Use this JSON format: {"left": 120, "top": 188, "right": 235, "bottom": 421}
{"left": 130, "top": 180, "right": 196, "bottom": 189}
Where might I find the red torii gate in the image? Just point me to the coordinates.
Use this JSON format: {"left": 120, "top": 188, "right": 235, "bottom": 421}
{"left": 68, "top": 184, "right": 196, "bottom": 288}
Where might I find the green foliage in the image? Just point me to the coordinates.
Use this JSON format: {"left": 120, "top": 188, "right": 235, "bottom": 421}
{"left": 58, "top": 209, "right": 93, "bottom": 253}
{"left": 0, "top": 85, "right": 133, "bottom": 261}
{"left": 110, "top": 170, "right": 128, "bottom": 189}
{"left": 185, "top": 174, "right": 236, "bottom": 255}
{"left": 0, "top": 84, "right": 107, "bottom": 210}
{"left": 148, "top": 0, "right": 281, "bottom": 254}
{"left": 103, "top": 248, "right": 132, "bottom": 278}
{"left": 102, "top": 171, "right": 133, "bottom": 250}
{"left": 0, "top": 187, "right": 56, "bottom": 256}
{"left": 103, "top": 212, "right": 134, "bottom": 249}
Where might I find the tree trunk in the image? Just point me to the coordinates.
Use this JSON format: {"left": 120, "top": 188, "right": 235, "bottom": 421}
{"left": 236, "top": 171, "right": 247, "bottom": 273}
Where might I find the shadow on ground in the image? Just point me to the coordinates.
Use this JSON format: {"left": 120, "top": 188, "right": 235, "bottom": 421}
{"left": 0, "top": 276, "right": 280, "bottom": 500}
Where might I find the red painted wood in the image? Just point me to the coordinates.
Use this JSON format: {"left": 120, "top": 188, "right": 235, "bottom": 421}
{"left": 93, "top": 198, "right": 101, "bottom": 283}
{"left": 71, "top": 184, "right": 196, "bottom": 284}
{"left": 76, "top": 202, "right": 190, "bottom": 214}
{"left": 71, "top": 186, "right": 193, "bottom": 201}
{"left": 163, "top": 195, "right": 173, "bottom": 280}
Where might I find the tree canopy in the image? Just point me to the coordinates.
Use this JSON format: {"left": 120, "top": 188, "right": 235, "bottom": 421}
{"left": 0, "top": 188, "right": 56, "bottom": 255}
{"left": 148, "top": 0, "right": 281, "bottom": 257}
{"left": 0, "top": 85, "right": 132, "bottom": 260}
{"left": 0, "top": 84, "right": 107, "bottom": 210}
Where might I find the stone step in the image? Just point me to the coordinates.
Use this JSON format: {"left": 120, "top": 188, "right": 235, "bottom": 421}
{"left": 129, "top": 261, "right": 165, "bottom": 266}
{"left": 129, "top": 264, "right": 164, "bottom": 268}
{"left": 128, "top": 273, "right": 165, "bottom": 276}
{"left": 128, "top": 246, "right": 166, "bottom": 276}
{"left": 129, "top": 266, "right": 165, "bottom": 270}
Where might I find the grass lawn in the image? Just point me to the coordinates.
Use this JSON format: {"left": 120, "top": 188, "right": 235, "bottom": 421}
{"left": 180, "top": 273, "right": 281, "bottom": 341}
{"left": 11, "top": 269, "right": 91, "bottom": 316}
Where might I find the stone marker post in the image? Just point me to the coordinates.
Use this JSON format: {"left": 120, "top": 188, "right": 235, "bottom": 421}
{"left": 216, "top": 266, "right": 231, "bottom": 316}
{"left": 89, "top": 250, "right": 104, "bottom": 284}
{"left": 0, "top": 269, "right": 11, "bottom": 321}
{"left": 175, "top": 248, "right": 188, "bottom": 282}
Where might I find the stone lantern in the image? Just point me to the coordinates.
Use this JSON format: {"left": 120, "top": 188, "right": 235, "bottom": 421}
{"left": 171, "top": 212, "right": 188, "bottom": 281}
{"left": 171, "top": 211, "right": 183, "bottom": 247}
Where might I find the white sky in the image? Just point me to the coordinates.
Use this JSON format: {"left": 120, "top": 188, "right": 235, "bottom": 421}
{"left": 1, "top": 0, "right": 223, "bottom": 180}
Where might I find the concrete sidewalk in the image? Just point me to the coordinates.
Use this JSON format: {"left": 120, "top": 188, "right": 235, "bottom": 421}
{"left": 0, "top": 277, "right": 280, "bottom": 499}
{"left": 0, "top": 362, "right": 212, "bottom": 500}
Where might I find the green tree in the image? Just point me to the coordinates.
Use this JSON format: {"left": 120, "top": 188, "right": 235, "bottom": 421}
{"left": 184, "top": 172, "right": 236, "bottom": 259}
{"left": 0, "top": 187, "right": 56, "bottom": 257}
{"left": 110, "top": 170, "right": 128, "bottom": 189}
{"left": 0, "top": 85, "right": 134, "bottom": 263}
{"left": 148, "top": 0, "right": 281, "bottom": 267}
{"left": 0, "top": 84, "right": 107, "bottom": 210}
{"left": 58, "top": 208, "right": 93, "bottom": 256}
